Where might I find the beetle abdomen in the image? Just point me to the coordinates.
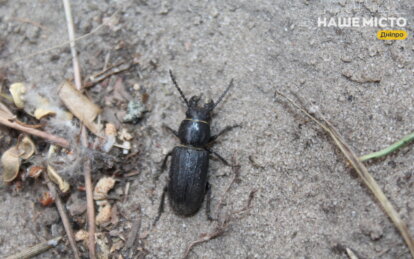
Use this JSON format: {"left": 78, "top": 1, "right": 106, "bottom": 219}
{"left": 168, "top": 146, "right": 209, "bottom": 216}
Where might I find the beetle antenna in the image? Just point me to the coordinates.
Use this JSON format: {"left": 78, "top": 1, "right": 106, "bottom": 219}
{"left": 169, "top": 70, "right": 189, "bottom": 106}
{"left": 211, "top": 78, "right": 234, "bottom": 110}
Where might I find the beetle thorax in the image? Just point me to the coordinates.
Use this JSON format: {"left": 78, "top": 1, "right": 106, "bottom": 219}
{"left": 178, "top": 96, "right": 212, "bottom": 147}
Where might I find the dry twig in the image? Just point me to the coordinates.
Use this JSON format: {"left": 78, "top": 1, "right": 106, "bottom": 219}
{"left": 183, "top": 219, "right": 230, "bottom": 259}
{"left": 124, "top": 170, "right": 141, "bottom": 177}
{"left": 0, "top": 107, "right": 69, "bottom": 148}
{"left": 5, "top": 236, "right": 62, "bottom": 259}
{"left": 62, "top": 1, "right": 96, "bottom": 258}
{"left": 275, "top": 90, "right": 414, "bottom": 257}
{"left": 123, "top": 205, "right": 142, "bottom": 258}
{"left": 11, "top": 10, "right": 120, "bottom": 64}
{"left": 214, "top": 159, "right": 241, "bottom": 214}
{"left": 123, "top": 181, "right": 131, "bottom": 203}
{"left": 184, "top": 157, "right": 256, "bottom": 258}
{"left": 84, "top": 60, "right": 138, "bottom": 88}
{"left": 45, "top": 177, "right": 80, "bottom": 259}
{"left": 346, "top": 248, "right": 359, "bottom": 259}
{"left": 183, "top": 190, "right": 255, "bottom": 259}
{"left": 9, "top": 17, "right": 49, "bottom": 32}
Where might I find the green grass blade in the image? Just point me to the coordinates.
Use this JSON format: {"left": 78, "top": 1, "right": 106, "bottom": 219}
{"left": 360, "top": 131, "right": 414, "bottom": 162}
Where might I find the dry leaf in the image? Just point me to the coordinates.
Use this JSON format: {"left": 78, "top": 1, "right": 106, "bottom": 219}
{"left": 75, "top": 229, "right": 89, "bottom": 242}
{"left": 105, "top": 123, "right": 117, "bottom": 136}
{"left": 32, "top": 95, "right": 72, "bottom": 120}
{"left": 103, "top": 123, "right": 117, "bottom": 152}
{"left": 2, "top": 136, "right": 37, "bottom": 182}
{"left": 118, "top": 128, "right": 132, "bottom": 141}
{"left": 32, "top": 96, "right": 55, "bottom": 120}
{"left": 39, "top": 192, "right": 55, "bottom": 206}
{"left": 28, "top": 165, "right": 44, "bottom": 178}
{"left": 47, "top": 145, "right": 58, "bottom": 159}
{"left": 58, "top": 81, "right": 102, "bottom": 136}
{"left": 96, "top": 233, "right": 110, "bottom": 259}
{"left": 34, "top": 108, "right": 56, "bottom": 120}
{"left": 17, "top": 135, "right": 36, "bottom": 159}
{"left": 139, "top": 230, "right": 150, "bottom": 239}
{"left": 110, "top": 205, "right": 119, "bottom": 225}
{"left": 1, "top": 146, "right": 21, "bottom": 182}
{"left": 113, "top": 141, "right": 131, "bottom": 154}
{"left": 110, "top": 240, "right": 124, "bottom": 253}
{"left": 94, "top": 177, "right": 116, "bottom": 200}
{"left": 9, "top": 82, "right": 26, "bottom": 108}
{"left": 47, "top": 165, "right": 70, "bottom": 193}
{"left": 96, "top": 200, "right": 112, "bottom": 225}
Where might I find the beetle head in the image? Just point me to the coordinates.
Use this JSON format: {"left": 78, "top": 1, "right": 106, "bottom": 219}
{"left": 169, "top": 70, "right": 234, "bottom": 120}
{"left": 186, "top": 96, "right": 214, "bottom": 121}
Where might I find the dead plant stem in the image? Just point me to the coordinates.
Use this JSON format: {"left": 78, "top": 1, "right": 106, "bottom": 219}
{"left": 62, "top": 0, "right": 96, "bottom": 258}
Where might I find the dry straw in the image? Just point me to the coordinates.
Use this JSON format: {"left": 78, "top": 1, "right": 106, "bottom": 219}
{"left": 275, "top": 90, "right": 414, "bottom": 257}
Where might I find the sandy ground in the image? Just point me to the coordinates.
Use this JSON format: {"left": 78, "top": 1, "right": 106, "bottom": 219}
{"left": 0, "top": 0, "right": 413, "bottom": 258}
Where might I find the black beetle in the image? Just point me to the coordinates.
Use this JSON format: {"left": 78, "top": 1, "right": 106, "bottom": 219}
{"left": 154, "top": 70, "right": 239, "bottom": 224}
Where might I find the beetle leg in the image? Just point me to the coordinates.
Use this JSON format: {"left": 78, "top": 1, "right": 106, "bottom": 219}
{"left": 154, "top": 151, "right": 172, "bottom": 181}
{"left": 205, "top": 148, "right": 230, "bottom": 166}
{"left": 153, "top": 186, "right": 168, "bottom": 226}
{"left": 162, "top": 124, "right": 179, "bottom": 138}
{"left": 205, "top": 182, "right": 215, "bottom": 221}
{"left": 209, "top": 124, "right": 241, "bottom": 144}
{"left": 161, "top": 151, "right": 173, "bottom": 172}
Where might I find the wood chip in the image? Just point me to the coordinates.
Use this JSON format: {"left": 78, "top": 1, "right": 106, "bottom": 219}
{"left": 58, "top": 80, "right": 102, "bottom": 136}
